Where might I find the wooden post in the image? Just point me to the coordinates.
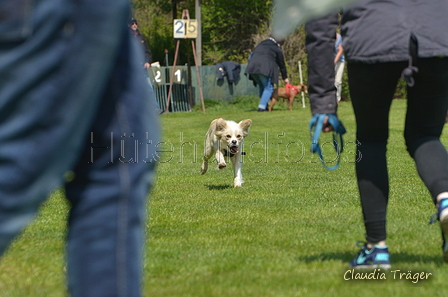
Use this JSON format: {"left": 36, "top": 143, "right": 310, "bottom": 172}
{"left": 165, "top": 40, "right": 180, "bottom": 115}
{"left": 191, "top": 40, "right": 206, "bottom": 114}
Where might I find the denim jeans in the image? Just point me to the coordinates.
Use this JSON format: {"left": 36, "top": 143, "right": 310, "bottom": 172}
{"left": 251, "top": 74, "right": 274, "bottom": 110}
{"left": 0, "top": 1, "right": 159, "bottom": 296}
{"left": 334, "top": 61, "right": 345, "bottom": 102}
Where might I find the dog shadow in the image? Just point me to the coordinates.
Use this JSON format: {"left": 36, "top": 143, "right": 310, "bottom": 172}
{"left": 205, "top": 184, "right": 233, "bottom": 190}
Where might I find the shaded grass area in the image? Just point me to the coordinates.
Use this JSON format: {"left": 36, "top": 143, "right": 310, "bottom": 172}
{"left": 1, "top": 98, "right": 448, "bottom": 296}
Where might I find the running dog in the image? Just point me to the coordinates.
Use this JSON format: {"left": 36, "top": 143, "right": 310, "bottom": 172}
{"left": 201, "top": 118, "right": 252, "bottom": 188}
{"left": 268, "top": 84, "right": 308, "bottom": 111}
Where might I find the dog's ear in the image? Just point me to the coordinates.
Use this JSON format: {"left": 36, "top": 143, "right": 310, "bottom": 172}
{"left": 238, "top": 119, "right": 252, "bottom": 136}
{"left": 214, "top": 118, "right": 228, "bottom": 137}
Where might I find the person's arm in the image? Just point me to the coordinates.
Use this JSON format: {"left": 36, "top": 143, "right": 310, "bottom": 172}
{"left": 142, "top": 35, "right": 152, "bottom": 68}
{"left": 334, "top": 44, "right": 344, "bottom": 64}
{"left": 305, "top": 13, "right": 339, "bottom": 116}
{"left": 276, "top": 47, "right": 289, "bottom": 84}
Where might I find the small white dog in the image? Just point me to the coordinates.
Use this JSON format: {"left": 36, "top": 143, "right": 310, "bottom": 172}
{"left": 201, "top": 118, "right": 252, "bottom": 188}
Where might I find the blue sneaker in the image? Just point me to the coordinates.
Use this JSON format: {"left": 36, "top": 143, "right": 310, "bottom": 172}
{"left": 349, "top": 242, "right": 391, "bottom": 269}
{"left": 437, "top": 198, "right": 448, "bottom": 262}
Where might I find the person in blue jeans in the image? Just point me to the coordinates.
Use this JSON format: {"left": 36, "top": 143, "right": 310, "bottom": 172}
{"left": 245, "top": 36, "right": 290, "bottom": 111}
{"left": 0, "top": 1, "right": 159, "bottom": 296}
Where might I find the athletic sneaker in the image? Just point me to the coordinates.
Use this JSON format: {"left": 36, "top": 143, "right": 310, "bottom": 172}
{"left": 437, "top": 198, "right": 448, "bottom": 262}
{"left": 349, "top": 242, "right": 391, "bottom": 269}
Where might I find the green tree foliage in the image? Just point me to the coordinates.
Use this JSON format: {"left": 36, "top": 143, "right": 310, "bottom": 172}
{"left": 131, "top": 0, "right": 307, "bottom": 84}
{"left": 200, "top": 0, "right": 272, "bottom": 64}
{"left": 131, "top": 0, "right": 274, "bottom": 66}
{"left": 131, "top": 0, "right": 183, "bottom": 66}
{"left": 130, "top": 1, "right": 406, "bottom": 101}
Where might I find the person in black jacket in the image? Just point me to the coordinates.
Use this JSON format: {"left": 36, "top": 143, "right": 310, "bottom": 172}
{"left": 245, "top": 36, "right": 290, "bottom": 111}
{"left": 303, "top": 1, "right": 448, "bottom": 269}
{"left": 129, "top": 18, "right": 152, "bottom": 69}
{"left": 129, "top": 18, "right": 162, "bottom": 112}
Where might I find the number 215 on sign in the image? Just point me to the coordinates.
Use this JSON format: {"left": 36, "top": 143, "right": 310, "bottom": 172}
{"left": 173, "top": 19, "right": 198, "bottom": 39}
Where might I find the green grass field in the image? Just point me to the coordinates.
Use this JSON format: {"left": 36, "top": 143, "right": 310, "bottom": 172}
{"left": 1, "top": 98, "right": 448, "bottom": 296}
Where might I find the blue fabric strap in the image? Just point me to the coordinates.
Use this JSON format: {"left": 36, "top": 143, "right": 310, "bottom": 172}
{"left": 309, "top": 114, "right": 347, "bottom": 170}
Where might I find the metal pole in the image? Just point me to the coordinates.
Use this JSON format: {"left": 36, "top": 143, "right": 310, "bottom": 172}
{"left": 164, "top": 49, "right": 169, "bottom": 66}
{"left": 298, "top": 61, "right": 306, "bottom": 108}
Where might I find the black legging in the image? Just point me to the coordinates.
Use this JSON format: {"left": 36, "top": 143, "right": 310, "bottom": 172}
{"left": 348, "top": 58, "right": 448, "bottom": 243}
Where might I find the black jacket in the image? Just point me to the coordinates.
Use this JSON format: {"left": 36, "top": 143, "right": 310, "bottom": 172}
{"left": 131, "top": 29, "right": 152, "bottom": 64}
{"left": 216, "top": 61, "right": 241, "bottom": 84}
{"left": 341, "top": 0, "right": 448, "bottom": 63}
{"left": 306, "top": 0, "right": 448, "bottom": 115}
{"left": 244, "top": 38, "right": 287, "bottom": 86}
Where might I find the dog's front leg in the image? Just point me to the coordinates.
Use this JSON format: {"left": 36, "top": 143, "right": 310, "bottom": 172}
{"left": 288, "top": 94, "right": 295, "bottom": 111}
{"left": 201, "top": 156, "right": 209, "bottom": 175}
{"left": 231, "top": 154, "right": 243, "bottom": 187}
{"left": 201, "top": 139, "right": 215, "bottom": 175}
{"left": 269, "top": 98, "right": 277, "bottom": 112}
{"left": 215, "top": 149, "right": 226, "bottom": 169}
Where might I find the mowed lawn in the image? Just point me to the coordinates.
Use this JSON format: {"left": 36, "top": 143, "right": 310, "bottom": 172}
{"left": 1, "top": 98, "right": 448, "bottom": 296}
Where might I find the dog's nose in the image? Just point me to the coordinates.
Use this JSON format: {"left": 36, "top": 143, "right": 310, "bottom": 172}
{"left": 232, "top": 140, "right": 237, "bottom": 144}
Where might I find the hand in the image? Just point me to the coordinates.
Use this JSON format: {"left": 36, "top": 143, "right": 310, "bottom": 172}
{"left": 284, "top": 78, "right": 290, "bottom": 84}
{"left": 322, "top": 116, "right": 334, "bottom": 132}
{"left": 144, "top": 62, "right": 150, "bottom": 69}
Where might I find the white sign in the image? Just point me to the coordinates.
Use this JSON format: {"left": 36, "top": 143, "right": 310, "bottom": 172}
{"left": 173, "top": 19, "right": 198, "bottom": 39}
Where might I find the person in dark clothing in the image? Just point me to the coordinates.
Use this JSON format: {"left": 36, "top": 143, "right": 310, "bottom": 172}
{"left": 245, "top": 37, "right": 290, "bottom": 111}
{"left": 343, "top": 0, "right": 448, "bottom": 268}
{"left": 129, "top": 18, "right": 152, "bottom": 69}
{"left": 128, "top": 17, "right": 161, "bottom": 112}
{"left": 303, "top": 1, "right": 448, "bottom": 268}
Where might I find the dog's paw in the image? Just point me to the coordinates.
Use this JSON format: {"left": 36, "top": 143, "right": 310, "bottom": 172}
{"left": 218, "top": 162, "right": 227, "bottom": 170}
{"left": 234, "top": 178, "right": 243, "bottom": 188}
{"left": 201, "top": 161, "right": 208, "bottom": 175}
